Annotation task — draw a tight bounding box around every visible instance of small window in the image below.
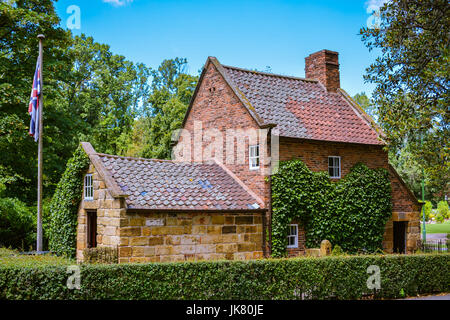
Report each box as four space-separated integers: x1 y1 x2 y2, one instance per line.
84 174 93 200
86 211 97 248
249 145 260 170
287 224 298 248
328 156 341 178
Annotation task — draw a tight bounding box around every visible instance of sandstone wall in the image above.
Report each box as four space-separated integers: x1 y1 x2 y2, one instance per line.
117 212 264 263
76 164 126 262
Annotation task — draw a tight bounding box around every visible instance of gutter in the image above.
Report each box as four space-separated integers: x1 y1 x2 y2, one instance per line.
126 208 268 214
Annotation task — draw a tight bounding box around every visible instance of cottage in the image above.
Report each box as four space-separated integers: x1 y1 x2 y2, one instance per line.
76 49 421 263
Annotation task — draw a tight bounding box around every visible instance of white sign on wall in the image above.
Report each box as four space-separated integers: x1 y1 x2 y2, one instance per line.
146 218 165 226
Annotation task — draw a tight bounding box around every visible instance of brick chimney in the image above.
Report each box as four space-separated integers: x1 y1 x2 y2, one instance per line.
305 50 340 92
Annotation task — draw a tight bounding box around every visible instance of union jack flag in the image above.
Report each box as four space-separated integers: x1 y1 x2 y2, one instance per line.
28 57 41 142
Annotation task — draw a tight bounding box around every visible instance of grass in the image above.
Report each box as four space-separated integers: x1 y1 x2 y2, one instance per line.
0 247 73 267
421 220 450 234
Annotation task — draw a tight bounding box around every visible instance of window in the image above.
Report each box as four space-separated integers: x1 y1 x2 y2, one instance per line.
249 145 260 170
287 224 298 248
328 156 341 178
84 174 93 200
86 211 97 248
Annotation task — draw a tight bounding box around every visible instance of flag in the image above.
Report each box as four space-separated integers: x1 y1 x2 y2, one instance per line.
28 57 41 142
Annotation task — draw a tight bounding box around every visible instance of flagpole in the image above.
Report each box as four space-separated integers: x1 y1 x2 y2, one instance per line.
36 34 44 253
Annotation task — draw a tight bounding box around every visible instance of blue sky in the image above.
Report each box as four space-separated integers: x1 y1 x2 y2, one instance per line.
54 0 382 96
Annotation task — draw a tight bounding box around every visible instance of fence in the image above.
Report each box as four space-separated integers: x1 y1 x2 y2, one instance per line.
421 239 449 253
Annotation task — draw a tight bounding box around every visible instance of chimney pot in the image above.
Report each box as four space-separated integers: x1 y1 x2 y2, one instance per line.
305 50 340 92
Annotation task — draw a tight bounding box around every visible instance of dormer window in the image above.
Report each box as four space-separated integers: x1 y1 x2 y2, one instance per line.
84 174 93 200
328 156 341 179
249 145 260 170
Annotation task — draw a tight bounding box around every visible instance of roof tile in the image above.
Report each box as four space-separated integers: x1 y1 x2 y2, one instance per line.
222 65 382 145
97 155 260 211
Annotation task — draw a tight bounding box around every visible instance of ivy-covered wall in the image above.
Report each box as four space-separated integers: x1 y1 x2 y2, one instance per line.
271 160 392 257
48 145 90 257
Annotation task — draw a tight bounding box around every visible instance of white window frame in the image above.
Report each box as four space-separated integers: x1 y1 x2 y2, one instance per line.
84 174 93 201
287 224 298 248
249 144 260 170
328 156 341 179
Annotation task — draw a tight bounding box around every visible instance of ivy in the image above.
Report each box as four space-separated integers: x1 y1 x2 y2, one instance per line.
48 145 90 258
271 160 392 257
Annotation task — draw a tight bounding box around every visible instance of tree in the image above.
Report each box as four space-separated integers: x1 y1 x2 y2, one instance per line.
360 0 449 200
138 58 198 159
0 0 71 202
0 184 35 250
437 201 449 219
423 201 432 222
353 92 377 121
57 35 151 156
388 145 423 198
0 1 151 204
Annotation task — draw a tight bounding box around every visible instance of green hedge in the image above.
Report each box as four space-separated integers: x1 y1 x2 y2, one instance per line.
0 254 448 300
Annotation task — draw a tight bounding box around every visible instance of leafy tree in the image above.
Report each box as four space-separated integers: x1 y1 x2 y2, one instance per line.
360 0 449 200
0 0 71 202
1 3 151 203
437 201 449 219
353 92 377 121
138 58 198 159
0 184 35 250
423 201 432 222
388 144 424 198
57 35 151 156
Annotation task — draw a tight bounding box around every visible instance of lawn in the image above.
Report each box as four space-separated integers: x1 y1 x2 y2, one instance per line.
0 247 73 267
421 220 450 234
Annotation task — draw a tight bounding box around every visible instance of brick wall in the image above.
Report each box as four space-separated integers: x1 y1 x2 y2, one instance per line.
305 50 340 92
279 137 389 174
117 212 264 263
279 137 420 253
181 61 269 205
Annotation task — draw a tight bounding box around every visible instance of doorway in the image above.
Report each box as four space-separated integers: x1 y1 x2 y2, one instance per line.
393 221 407 254
86 210 97 248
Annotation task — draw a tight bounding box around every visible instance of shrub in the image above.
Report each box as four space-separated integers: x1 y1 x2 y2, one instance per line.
331 244 345 256
83 247 118 264
0 254 448 300
435 212 444 224
437 201 449 219
0 185 36 250
423 201 433 222
0 247 73 267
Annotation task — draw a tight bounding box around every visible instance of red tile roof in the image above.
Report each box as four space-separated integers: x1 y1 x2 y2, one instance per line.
87 150 263 211
216 62 383 145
